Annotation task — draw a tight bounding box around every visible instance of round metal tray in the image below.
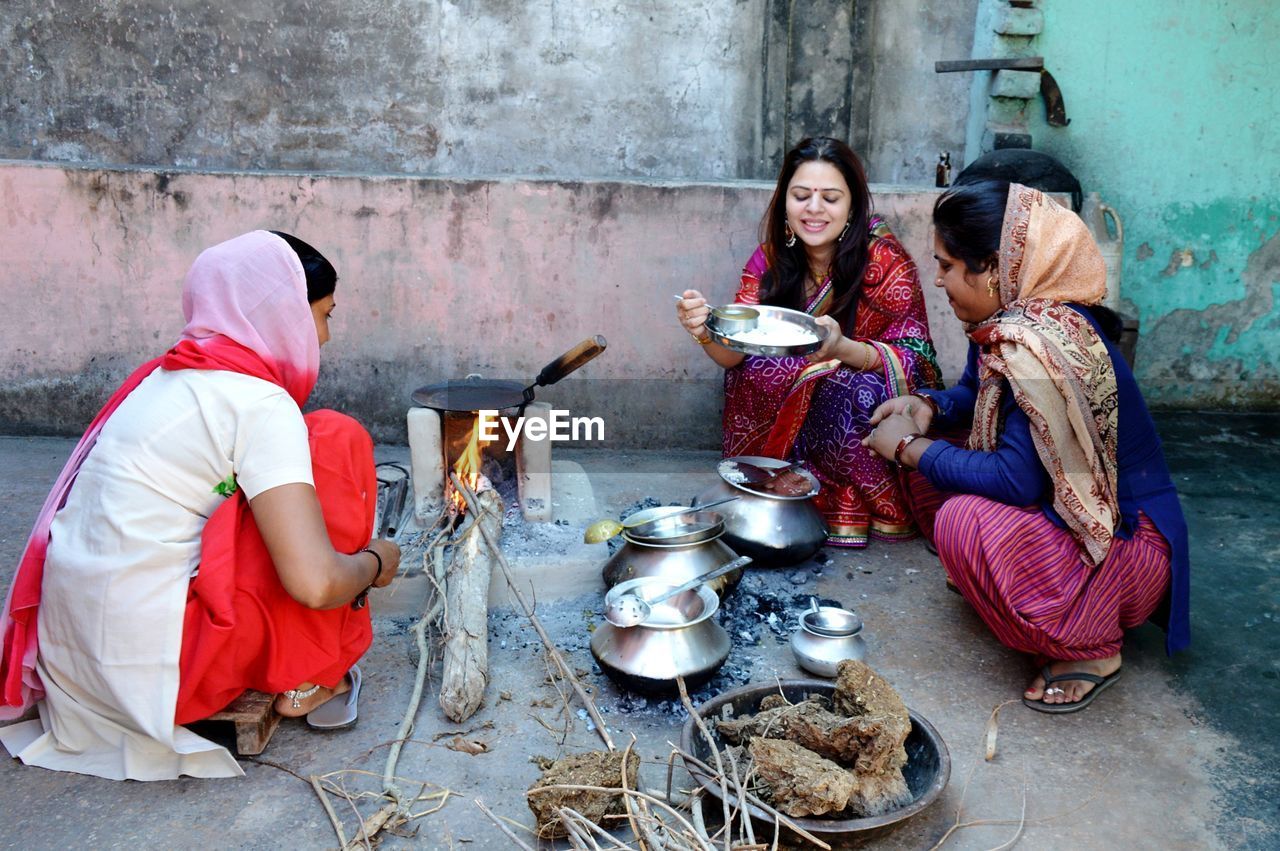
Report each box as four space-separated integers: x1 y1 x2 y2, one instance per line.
705 304 827 357
680 680 950 841
715 456 820 500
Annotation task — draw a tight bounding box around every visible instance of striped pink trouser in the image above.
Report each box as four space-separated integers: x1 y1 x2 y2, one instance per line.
930 494 1171 661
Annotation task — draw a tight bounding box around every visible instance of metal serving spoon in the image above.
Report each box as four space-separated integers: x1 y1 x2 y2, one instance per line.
603 556 752 628
582 495 740 544
722 458 805 486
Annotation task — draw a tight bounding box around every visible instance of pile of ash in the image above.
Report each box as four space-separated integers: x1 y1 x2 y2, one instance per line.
393 473 585 565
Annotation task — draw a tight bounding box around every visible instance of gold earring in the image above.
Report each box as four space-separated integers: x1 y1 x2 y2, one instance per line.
986 276 998 297
784 222 797 248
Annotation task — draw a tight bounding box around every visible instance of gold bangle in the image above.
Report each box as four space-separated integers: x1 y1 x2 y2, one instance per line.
693 333 712 345
857 342 872 370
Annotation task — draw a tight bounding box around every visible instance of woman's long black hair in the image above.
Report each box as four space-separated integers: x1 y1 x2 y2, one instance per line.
757 137 872 325
271 231 338 303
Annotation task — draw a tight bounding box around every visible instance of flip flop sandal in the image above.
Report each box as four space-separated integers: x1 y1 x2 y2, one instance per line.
1022 664 1122 715
306 665 362 730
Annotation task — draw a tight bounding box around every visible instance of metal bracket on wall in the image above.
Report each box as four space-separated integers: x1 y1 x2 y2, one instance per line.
934 56 1070 127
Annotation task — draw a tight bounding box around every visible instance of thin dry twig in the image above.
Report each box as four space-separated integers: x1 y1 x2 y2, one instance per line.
673 749 831 850
382 511 450 810
929 703 1116 850
309 773 350 849
475 798 537 851
452 472 615 751
528 784 712 851
984 699 1020 761
676 676 733 848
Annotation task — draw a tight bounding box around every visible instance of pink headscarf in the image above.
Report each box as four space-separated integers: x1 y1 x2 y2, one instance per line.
1 230 321 716
180 230 320 406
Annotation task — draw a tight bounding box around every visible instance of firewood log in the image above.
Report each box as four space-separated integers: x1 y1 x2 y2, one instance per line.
439 488 503 722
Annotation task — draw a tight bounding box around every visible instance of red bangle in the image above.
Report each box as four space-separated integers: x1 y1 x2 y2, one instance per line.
912 392 940 419
894 433 925 468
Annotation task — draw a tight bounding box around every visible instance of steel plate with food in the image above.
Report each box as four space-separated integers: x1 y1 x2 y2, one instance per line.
705 304 828 357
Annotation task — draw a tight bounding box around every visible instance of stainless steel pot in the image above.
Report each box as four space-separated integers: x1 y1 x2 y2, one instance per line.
591 578 731 694
791 604 868 677
694 455 827 566
601 512 744 597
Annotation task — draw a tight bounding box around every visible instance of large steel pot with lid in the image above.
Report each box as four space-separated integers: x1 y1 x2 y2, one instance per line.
694 456 827 566
591 577 731 694
601 510 743 597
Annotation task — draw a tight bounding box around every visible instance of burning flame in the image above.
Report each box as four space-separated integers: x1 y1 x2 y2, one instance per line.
450 418 483 512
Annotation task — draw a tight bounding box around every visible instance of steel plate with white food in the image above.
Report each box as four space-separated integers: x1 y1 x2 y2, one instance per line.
705 304 828 357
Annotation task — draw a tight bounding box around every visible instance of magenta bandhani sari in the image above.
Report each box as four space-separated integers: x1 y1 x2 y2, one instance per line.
723 218 941 546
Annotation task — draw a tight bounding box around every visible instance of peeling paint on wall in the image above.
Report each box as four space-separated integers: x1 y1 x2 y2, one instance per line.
1030 1 1280 407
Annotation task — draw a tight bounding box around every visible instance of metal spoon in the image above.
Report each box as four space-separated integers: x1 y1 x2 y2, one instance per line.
624 491 737 524
582 495 740 544
725 458 805 486
603 556 752 628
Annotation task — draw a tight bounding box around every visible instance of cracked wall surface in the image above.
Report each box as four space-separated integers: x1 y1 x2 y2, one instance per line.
0 0 976 184
0 161 958 446
1029 1 1280 407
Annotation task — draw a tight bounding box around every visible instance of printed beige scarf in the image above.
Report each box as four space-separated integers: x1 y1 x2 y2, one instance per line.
967 185 1120 565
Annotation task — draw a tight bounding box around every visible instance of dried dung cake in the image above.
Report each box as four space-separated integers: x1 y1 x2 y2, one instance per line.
712 662 915 818
748 738 856 817
831 659 911 776
847 769 913 817
527 750 640 839
716 696 886 767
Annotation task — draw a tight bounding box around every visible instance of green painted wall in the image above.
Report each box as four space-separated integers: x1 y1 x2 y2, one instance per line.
1029 0 1280 407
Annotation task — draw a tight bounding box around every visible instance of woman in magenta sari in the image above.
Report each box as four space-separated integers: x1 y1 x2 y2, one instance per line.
677 137 941 546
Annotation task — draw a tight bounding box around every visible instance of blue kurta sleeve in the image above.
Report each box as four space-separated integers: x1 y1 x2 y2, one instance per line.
917 389 1052 507
917 344 979 427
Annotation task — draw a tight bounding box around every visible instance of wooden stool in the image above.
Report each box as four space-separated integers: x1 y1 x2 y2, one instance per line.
207 690 281 755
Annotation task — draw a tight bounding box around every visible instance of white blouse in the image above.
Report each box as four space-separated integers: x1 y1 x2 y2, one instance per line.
0 368 313 780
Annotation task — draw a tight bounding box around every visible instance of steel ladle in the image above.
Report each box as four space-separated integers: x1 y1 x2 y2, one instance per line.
603 556 752 628
583 495 741 544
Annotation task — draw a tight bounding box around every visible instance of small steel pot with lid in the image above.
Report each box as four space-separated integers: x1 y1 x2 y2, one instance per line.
694 456 827 566
791 599 868 677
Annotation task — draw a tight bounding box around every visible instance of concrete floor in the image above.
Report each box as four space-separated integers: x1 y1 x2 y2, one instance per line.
0 412 1275 850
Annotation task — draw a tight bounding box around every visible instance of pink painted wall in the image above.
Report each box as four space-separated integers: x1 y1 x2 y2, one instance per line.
0 161 963 446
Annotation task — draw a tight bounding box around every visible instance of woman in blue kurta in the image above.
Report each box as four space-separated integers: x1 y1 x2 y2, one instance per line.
864 181 1189 713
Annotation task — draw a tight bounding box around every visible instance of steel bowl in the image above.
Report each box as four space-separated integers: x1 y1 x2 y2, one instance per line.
705 304 827 357
694 456 826 566
680 680 950 841
623 509 725 547
709 305 760 335
591 578 731 694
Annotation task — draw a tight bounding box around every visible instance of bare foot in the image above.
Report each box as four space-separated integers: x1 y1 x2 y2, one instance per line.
275 678 352 717
1024 654 1122 706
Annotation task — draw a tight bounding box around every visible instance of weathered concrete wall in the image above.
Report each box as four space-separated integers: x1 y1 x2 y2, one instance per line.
0 161 964 447
0 0 976 185
861 0 980 184
1029 1 1280 408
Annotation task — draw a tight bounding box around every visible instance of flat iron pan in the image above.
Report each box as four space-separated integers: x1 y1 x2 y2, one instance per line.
411 379 527 413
